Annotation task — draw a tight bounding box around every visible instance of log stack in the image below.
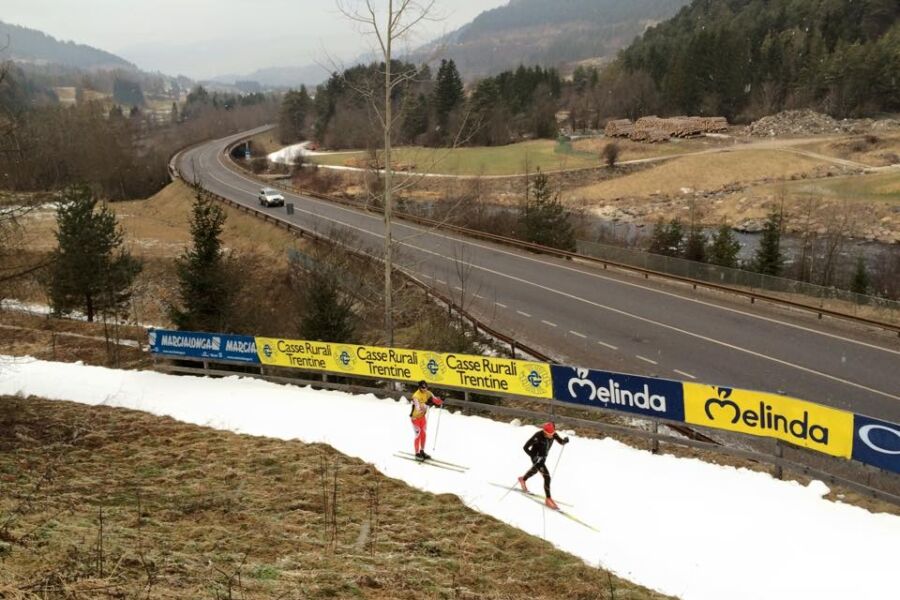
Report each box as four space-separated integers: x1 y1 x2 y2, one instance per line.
606 116 728 142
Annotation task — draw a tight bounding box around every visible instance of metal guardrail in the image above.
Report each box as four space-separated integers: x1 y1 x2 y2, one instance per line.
156 357 900 507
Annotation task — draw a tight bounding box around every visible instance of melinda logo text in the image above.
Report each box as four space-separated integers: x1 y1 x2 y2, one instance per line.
704 395 830 445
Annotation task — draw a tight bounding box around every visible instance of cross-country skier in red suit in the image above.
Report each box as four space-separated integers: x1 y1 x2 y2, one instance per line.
519 422 569 510
410 380 443 460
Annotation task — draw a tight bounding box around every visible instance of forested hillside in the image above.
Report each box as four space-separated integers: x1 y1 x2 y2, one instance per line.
617 0 900 119
413 0 689 77
0 20 135 71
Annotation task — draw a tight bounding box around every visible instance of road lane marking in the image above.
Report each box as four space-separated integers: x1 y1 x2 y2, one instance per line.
569 331 587 339
517 310 532 318
597 341 619 350
674 369 697 380
496 302 507 309
207 150 900 402
637 355 659 365
542 320 558 328
436 279 446 285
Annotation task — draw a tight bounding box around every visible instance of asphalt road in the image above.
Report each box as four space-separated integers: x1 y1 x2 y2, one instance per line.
179 129 900 422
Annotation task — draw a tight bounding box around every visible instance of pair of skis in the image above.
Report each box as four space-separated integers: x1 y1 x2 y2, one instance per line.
393 451 468 473
489 482 600 532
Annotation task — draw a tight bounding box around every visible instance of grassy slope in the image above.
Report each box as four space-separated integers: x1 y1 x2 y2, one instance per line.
0 396 673 600
312 140 603 176
570 149 829 200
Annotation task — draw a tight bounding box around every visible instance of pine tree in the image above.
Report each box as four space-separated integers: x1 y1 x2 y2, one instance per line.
850 256 870 296
684 225 707 262
279 86 312 144
648 219 684 257
299 270 357 343
48 185 141 322
434 59 464 130
753 209 785 276
169 194 233 331
401 93 430 142
707 223 741 268
520 170 576 252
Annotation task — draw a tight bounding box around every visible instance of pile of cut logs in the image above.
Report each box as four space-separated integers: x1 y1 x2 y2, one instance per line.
605 116 728 142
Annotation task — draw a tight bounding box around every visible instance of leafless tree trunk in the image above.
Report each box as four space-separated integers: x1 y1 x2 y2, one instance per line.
337 0 437 347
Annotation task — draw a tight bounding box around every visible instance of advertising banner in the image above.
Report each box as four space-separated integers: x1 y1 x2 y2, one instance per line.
551 366 685 421
684 383 854 458
852 414 900 474
148 329 260 363
255 337 553 398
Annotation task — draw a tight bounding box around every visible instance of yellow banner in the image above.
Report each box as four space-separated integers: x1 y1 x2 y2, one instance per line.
684 383 853 458
255 338 552 399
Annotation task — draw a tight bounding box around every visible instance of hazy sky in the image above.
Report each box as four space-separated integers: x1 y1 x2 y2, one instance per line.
3 0 507 79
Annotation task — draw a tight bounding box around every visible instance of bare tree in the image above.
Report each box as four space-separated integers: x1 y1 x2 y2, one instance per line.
336 0 438 347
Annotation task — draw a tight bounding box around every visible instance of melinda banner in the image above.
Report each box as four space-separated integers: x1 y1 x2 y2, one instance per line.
255 337 553 399
551 365 685 422
852 414 900 474
148 329 260 363
683 383 854 458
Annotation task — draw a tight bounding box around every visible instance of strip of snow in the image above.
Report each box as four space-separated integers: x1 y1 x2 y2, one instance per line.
267 142 361 165
0 356 896 600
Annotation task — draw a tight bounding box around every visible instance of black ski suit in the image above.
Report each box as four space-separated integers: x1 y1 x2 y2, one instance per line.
522 431 569 498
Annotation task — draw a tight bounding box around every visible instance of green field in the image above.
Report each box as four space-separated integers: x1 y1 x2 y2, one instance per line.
311 139 600 176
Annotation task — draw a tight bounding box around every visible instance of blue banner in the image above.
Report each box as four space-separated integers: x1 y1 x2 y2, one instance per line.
148 329 260 364
551 365 685 422
852 414 900 474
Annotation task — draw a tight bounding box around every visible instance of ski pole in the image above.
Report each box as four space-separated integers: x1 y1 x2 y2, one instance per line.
431 402 444 453
551 442 567 479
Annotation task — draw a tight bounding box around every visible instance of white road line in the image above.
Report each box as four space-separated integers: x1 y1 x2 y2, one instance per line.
496 302 508 309
674 369 697 380
517 310 532 318
207 150 900 402
597 341 619 351
474 294 484 299
637 355 659 365
570 331 587 339
436 279 446 285
542 320 558 328
453 285 462 291
422 274 433 279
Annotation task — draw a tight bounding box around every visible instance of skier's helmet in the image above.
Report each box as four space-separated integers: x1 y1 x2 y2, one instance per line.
418 380 428 389
542 422 556 435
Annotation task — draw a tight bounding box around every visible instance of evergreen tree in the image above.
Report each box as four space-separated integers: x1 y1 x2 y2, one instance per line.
684 225 707 262
433 59 464 129
48 185 142 322
520 170 576 252
707 223 741 268
299 270 357 343
850 256 870 295
401 93 430 142
648 219 684 257
753 209 785 276
279 86 312 144
169 194 233 331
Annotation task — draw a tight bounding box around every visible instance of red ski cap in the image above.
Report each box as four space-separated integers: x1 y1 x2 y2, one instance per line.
542 422 556 435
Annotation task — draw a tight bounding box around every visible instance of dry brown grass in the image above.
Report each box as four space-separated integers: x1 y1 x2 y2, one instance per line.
571 137 723 162
0 396 673 600
570 149 828 201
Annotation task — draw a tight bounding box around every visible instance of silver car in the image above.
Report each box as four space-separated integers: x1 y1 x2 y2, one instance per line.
258 187 285 207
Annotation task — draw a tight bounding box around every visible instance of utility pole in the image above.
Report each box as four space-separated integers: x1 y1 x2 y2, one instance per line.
383 0 394 347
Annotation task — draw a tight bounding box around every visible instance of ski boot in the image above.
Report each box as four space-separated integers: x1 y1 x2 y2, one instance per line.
517 477 528 492
545 497 559 511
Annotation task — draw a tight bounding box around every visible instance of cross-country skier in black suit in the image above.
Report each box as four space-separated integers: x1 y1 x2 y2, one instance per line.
518 422 569 510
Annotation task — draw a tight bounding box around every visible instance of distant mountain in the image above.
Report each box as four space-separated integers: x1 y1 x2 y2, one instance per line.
413 0 690 78
0 20 136 71
212 64 328 90
616 0 900 119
